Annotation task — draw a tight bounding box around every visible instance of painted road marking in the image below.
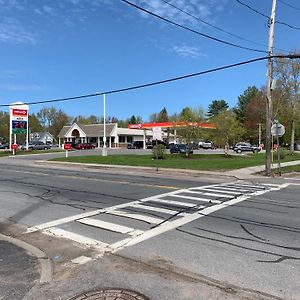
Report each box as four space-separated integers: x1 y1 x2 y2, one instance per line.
199 188 242 195
108 210 163 224
44 228 109 249
171 194 222 204
131 203 178 215
78 218 143 235
26 181 288 254
188 190 233 198
149 198 197 208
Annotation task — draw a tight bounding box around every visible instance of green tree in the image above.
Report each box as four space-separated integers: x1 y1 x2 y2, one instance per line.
235 86 259 123
206 99 229 119
37 107 70 138
177 106 205 145
0 111 9 141
29 113 43 133
274 54 300 152
157 107 169 122
243 89 266 144
212 110 245 150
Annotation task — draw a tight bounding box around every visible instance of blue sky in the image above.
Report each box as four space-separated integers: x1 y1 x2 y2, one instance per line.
0 0 299 122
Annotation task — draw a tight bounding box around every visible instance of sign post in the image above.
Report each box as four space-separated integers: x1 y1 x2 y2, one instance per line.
271 121 285 176
9 102 29 151
152 127 162 172
64 143 72 158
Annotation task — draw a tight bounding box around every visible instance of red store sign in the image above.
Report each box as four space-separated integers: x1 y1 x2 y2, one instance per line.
12 109 28 116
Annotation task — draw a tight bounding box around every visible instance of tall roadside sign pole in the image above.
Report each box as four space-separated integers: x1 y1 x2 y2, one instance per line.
265 0 277 176
102 93 107 156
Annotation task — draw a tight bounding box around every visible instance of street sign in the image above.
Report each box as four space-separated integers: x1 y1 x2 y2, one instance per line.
271 123 285 137
64 143 72 150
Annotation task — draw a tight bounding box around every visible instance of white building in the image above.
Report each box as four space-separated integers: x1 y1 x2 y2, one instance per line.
58 123 171 148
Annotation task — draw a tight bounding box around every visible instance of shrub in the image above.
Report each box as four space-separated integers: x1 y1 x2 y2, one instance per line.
152 144 166 160
274 149 286 160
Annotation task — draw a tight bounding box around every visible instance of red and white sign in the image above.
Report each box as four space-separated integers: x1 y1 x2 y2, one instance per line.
11 144 18 150
64 143 73 150
12 109 28 116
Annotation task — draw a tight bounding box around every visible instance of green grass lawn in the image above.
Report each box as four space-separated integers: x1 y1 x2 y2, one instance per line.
52 152 300 171
273 164 300 174
0 149 63 157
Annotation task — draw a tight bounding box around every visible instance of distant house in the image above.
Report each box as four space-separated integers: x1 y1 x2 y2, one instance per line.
30 132 55 145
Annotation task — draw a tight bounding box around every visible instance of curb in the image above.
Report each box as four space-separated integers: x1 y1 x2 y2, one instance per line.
35 160 241 179
0 233 53 284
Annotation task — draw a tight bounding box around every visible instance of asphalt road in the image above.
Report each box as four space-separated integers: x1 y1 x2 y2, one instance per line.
0 155 299 300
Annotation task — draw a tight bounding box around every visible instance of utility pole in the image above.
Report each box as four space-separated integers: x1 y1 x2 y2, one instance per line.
265 0 277 176
102 94 107 157
258 123 262 146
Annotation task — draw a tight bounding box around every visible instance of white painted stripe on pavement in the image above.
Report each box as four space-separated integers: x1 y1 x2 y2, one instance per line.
108 187 284 252
149 198 196 207
26 209 105 233
78 218 139 235
210 186 250 192
44 228 109 249
170 194 221 204
198 188 242 195
108 210 163 224
132 204 178 215
194 191 233 198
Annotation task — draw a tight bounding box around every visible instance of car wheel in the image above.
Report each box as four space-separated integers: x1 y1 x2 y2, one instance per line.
253 149 258 153
237 149 242 153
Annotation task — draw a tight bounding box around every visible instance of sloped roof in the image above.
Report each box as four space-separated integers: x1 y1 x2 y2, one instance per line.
58 123 117 138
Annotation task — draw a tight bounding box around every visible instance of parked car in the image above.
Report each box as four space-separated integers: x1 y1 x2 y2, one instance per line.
127 141 144 149
169 144 193 154
0 143 9 149
20 142 51 150
199 140 214 149
233 142 261 153
73 143 95 150
146 140 167 149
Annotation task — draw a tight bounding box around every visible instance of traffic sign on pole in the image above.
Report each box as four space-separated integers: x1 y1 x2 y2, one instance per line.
271 122 285 137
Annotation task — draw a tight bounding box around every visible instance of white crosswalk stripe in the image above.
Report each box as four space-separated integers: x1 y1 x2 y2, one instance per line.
25 181 287 253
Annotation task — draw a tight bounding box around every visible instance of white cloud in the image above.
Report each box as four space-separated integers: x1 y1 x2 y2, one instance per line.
136 0 226 27
0 70 23 78
172 45 206 58
0 17 36 44
0 84 44 91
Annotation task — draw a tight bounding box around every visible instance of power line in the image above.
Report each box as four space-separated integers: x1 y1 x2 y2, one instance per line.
278 0 300 12
160 0 288 53
235 0 300 31
160 0 267 48
1 54 299 108
121 0 267 54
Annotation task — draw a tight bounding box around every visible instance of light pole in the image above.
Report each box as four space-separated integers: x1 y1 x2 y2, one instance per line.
102 93 107 156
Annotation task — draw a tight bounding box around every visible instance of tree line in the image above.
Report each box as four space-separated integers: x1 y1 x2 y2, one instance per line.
0 55 299 151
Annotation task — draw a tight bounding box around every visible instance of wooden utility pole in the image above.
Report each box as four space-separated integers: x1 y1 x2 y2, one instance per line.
265 0 277 176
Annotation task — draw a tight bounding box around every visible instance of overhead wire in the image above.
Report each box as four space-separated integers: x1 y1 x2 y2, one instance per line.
278 0 300 12
160 0 288 53
1 54 299 108
235 0 300 31
120 0 267 54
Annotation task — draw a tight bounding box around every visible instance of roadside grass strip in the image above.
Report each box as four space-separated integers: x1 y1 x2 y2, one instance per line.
25 181 289 253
